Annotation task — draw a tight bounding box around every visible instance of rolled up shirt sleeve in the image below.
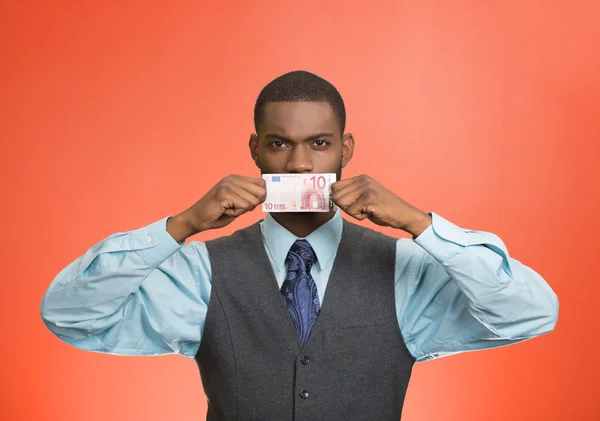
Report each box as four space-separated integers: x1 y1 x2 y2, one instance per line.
40 216 211 358
396 212 559 362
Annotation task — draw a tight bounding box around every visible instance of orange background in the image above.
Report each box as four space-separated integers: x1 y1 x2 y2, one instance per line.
2 1 599 420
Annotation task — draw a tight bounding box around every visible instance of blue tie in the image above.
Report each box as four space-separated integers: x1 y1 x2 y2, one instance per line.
281 239 321 345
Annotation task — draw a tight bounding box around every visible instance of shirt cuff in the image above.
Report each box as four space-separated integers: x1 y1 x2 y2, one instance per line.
131 216 185 268
413 211 469 264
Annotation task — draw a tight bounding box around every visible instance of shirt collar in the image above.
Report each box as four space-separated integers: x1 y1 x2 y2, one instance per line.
260 208 343 272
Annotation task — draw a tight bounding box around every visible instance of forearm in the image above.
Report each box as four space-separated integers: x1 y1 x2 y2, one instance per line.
40 217 183 339
39 216 209 357
442 247 558 337
41 245 159 339
413 212 559 338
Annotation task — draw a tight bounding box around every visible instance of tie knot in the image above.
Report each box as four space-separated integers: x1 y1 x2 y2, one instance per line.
286 239 317 270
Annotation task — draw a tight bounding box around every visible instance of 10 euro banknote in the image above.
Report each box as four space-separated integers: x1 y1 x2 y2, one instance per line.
262 173 337 212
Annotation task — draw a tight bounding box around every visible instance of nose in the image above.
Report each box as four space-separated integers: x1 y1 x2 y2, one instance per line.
285 144 314 173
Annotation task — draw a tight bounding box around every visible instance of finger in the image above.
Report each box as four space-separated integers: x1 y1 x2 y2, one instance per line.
332 184 365 210
232 179 267 203
221 191 252 217
227 183 263 210
331 176 362 194
231 175 266 187
344 196 371 220
332 174 371 192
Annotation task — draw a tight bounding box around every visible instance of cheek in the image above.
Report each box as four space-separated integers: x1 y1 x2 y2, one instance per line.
257 150 287 172
313 151 343 171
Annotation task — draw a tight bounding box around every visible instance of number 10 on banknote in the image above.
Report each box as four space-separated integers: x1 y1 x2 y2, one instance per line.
262 173 337 212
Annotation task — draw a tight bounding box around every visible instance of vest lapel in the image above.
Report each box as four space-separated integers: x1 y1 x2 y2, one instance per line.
245 222 305 352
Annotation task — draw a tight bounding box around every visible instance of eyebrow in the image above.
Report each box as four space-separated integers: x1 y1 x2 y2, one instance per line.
265 133 334 142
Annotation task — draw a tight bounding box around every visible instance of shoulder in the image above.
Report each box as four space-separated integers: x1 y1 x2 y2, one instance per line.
342 219 398 245
204 222 262 246
344 221 432 267
200 222 265 265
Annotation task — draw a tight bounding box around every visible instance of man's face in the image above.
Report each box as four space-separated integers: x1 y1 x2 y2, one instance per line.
249 101 354 180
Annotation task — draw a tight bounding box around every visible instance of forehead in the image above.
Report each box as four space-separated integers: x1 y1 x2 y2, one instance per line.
261 101 338 136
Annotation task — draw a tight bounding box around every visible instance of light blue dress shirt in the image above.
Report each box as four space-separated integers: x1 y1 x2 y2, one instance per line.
40 210 559 363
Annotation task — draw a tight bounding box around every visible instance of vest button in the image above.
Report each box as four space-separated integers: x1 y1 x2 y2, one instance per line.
301 356 310 365
300 390 310 399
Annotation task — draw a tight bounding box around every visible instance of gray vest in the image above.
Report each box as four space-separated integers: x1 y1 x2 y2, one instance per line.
196 219 416 420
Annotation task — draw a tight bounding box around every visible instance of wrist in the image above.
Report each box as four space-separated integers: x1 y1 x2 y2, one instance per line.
167 211 200 243
403 210 432 238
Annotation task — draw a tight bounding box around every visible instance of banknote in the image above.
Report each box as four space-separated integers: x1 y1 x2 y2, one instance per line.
262 173 337 212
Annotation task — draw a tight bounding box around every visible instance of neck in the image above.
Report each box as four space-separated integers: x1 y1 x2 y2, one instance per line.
270 211 336 237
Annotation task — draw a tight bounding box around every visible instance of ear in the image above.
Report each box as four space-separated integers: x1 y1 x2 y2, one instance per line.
341 132 355 168
249 134 262 170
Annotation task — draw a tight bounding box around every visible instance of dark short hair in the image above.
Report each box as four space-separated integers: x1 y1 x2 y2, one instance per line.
253 70 346 135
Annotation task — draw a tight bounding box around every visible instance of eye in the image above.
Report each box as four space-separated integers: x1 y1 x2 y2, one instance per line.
270 141 287 149
314 139 329 147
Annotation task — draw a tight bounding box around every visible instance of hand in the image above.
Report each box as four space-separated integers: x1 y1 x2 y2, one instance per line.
180 175 267 234
331 175 432 236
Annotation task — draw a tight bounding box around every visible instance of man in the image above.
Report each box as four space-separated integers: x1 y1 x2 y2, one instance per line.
40 70 559 420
